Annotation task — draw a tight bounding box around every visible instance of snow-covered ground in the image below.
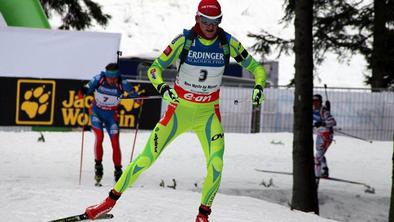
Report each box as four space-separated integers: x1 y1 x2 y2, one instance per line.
48 0 368 88
0 131 390 221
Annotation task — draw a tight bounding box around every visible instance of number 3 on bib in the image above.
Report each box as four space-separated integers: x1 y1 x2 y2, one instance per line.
199 69 208 82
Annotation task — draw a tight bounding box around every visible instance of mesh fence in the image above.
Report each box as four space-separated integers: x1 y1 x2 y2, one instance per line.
218 86 394 141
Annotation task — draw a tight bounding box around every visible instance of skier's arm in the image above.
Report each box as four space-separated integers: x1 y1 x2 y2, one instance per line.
120 79 139 98
322 108 337 128
229 37 267 88
147 34 185 92
84 73 102 94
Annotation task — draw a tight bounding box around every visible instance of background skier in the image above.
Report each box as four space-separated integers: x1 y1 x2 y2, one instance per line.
79 63 137 184
312 94 336 179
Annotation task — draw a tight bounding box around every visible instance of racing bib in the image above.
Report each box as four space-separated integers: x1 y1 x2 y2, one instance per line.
94 91 120 108
176 64 224 94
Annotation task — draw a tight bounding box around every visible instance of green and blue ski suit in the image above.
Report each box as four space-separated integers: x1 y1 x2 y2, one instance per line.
114 28 267 207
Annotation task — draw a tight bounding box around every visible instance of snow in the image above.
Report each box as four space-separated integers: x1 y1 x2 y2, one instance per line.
0 131 391 221
47 0 368 88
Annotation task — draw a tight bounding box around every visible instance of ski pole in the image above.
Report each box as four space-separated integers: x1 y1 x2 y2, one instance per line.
121 95 162 100
233 98 250 105
130 99 144 162
117 51 122 64
323 84 331 111
334 128 373 143
324 84 329 100
79 96 87 185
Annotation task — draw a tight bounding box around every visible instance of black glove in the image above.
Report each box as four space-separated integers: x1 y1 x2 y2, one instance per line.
314 121 326 128
325 100 331 111
157 83 179 104
252 85 264 105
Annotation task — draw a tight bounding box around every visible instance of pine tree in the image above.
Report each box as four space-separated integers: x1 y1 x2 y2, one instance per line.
291 0 319 214
370 0 394 90
40 0 111 30
249 0 394 89
390 133 394 221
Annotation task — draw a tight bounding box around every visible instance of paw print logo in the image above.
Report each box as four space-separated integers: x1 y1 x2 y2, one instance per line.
21 86 50 119
16 80 56 125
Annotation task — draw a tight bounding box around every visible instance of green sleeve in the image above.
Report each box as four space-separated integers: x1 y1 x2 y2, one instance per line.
229 36 267 88
147 34 185 91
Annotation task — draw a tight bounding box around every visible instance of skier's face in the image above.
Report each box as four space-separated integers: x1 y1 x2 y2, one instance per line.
312 99 321 109
105 76 118 86
197 16 220 38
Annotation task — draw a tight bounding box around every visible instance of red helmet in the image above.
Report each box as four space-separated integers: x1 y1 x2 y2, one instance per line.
197 0 222 19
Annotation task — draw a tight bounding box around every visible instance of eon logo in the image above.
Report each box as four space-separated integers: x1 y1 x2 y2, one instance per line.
184 93 212 103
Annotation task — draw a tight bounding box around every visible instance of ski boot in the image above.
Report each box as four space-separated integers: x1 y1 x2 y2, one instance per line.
195 204 211 222
85 189 121 219
95 160 103 186
321 167 329 178
114 166 123 182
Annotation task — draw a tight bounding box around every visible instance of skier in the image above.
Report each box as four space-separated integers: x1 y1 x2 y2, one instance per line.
79 63 138 184
84 0 267 221
312 94 336 179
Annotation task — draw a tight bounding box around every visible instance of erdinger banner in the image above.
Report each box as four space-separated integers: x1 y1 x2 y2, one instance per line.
0 77 161 129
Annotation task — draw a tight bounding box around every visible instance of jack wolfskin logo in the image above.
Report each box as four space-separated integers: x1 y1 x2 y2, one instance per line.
16 79 56 125
116 84 147 127
119 85 145 111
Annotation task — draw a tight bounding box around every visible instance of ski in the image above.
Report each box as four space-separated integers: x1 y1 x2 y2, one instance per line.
333 128 373 143
255 168 375 193
49 213 113 222
255 169 293 175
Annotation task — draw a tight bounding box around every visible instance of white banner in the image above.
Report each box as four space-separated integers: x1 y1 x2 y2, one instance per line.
0 27 121 80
